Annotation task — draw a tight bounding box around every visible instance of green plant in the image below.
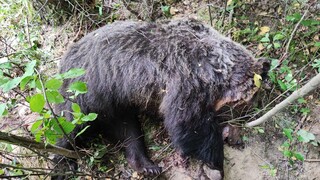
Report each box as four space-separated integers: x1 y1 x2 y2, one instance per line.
260 164 277 177
0 0 97 144
280 128 304 166
161 5 171 17
312 59 320 72
260 33 286 50
0 1 99 177
279 128 318 166
254 127 265 134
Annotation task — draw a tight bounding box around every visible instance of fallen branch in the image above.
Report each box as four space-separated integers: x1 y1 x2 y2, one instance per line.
0 131 82 159
246 73 320 127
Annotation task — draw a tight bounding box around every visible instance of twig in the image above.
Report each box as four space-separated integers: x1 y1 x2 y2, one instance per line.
0 163 51 172
0 131 79 159
121 0 144 20
25 15 32 47
65 0 98 26
304 159 320 162
285 6 309 55
36 0 49 14
0 163 101 178
207 0 213 26
246 72 320 127
221 0 228 26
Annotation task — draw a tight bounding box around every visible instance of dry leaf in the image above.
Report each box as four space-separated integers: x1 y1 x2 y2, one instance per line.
254 73 262 88
258 43 264 50
259 26 270 35
170 7 179 15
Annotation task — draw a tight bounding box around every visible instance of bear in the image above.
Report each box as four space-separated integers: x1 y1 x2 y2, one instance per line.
53 18 270 179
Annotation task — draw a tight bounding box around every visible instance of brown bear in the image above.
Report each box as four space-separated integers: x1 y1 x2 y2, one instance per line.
53 18 269 179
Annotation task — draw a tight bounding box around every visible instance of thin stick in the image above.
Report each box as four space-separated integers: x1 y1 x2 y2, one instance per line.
245 72 320 127
0 131 79 159
207 0 213 26
285 6 309 55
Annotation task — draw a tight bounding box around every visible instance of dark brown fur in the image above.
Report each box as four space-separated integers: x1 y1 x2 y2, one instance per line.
53 19 269 179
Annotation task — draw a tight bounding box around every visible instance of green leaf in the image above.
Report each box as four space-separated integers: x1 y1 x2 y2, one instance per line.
29 94 45 113
314 42 320 47
0 62 12 69
278 80 287 91
283 128 293 141
282 141 290 148
59 68 85 79
23 60 36 77
266 44 272 49
45 79 63 90
46 90 64 104
260 37 270 43
60 120 76 134
273 42 281 49
283 150 292 158
297 129 315 143
44 112 51 119
68 81 87 96
149 146 161 151
286 13 302 22
71 103 81 113
161 6 171 17
0 103 7 116
294 152 304 161
257 128 264 134
34 131 43 142
20 76 32 90
297 98 306 104
75 125 91 138
285 73 293 82
301 19 320 26
270 58 279 69
44 129 60 144
0 76 9 86
242 136 249 142
1 77 22 92
260 165 269 169
300 108 310 116
311 141 318 146
270 168 277 177
82 113 98 122
31 120 43 133
51 117 64 134
273 33 285 41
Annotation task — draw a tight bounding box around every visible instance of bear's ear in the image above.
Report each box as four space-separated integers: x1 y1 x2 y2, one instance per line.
253 58 270 79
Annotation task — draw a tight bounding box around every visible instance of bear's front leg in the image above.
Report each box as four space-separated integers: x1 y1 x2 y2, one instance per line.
104 112 162 176
165 112 224 177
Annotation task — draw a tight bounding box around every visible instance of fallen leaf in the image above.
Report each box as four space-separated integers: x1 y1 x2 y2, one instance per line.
132 171 138 178
259 26 270 35
254 73 262 88
258 43 264 50
170 7 179 15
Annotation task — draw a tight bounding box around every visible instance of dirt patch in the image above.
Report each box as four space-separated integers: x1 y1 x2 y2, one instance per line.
151 105 320 180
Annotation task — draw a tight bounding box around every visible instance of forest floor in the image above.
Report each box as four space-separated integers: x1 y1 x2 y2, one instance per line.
1 0 319 179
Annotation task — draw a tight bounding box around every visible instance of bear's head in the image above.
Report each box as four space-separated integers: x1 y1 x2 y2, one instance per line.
215 58 270 111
